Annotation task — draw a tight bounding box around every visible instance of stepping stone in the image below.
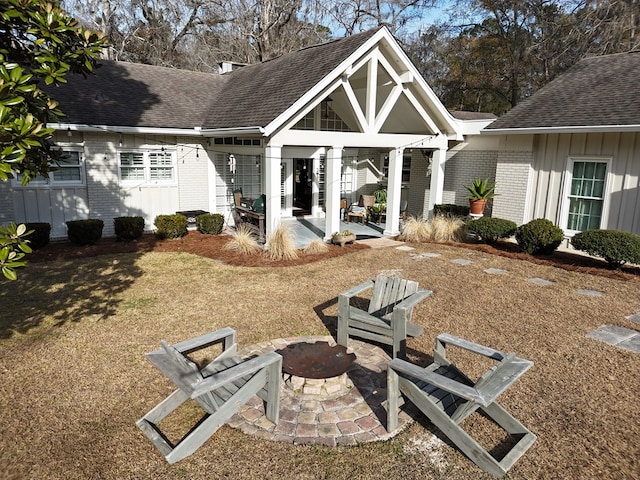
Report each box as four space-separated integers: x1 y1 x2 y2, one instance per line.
409 252 441 259
396 246 415 252
587 325 638 347
451 258 472 266
617 335 640 353
528 278 554 286
577 289 604 297
484 268 507 275
626 313 640 324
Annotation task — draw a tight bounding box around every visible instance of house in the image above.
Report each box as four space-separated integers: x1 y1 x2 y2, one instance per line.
0 26 495 241
483 51 640 236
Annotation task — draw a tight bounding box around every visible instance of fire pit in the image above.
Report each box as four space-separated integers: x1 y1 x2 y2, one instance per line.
276 341 356 398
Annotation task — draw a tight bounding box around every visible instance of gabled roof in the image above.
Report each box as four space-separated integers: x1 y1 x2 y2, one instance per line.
47 60 224 129
203 29 381 129
485 51 640 133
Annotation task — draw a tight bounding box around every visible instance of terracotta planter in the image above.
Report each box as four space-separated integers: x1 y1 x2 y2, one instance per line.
332 233 356 247
469 199 487 215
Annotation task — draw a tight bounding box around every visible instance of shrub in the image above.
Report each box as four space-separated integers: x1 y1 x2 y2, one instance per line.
467 217 517 244
154 214 188 239
430 216 467 242
398 216 430 242
571 229 640 269
264 223 298 260
515 218 564 255
66 219 104 245
25 222 51 249
224 225 260 254
114 216 144 241
303 239 329 254
196 213 224 235
433 204 470 218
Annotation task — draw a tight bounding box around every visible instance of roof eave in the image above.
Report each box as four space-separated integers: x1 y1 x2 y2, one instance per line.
53 123 204 136
199 126 266 137
482 124 640 135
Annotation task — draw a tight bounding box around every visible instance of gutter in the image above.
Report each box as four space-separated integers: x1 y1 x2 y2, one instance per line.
51 123 205 136
482 124 640 135
198 126 266 136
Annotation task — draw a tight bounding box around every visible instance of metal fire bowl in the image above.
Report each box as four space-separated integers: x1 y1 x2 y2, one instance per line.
276 342 356 379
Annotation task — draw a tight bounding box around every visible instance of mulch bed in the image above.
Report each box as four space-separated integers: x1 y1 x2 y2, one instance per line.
29 230 640 280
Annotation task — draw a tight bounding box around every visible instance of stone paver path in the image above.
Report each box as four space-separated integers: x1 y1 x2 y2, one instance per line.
451 258 472 266
484 268 508 275
626 313 640 323
229 336 415 446
528 278 554 286
587 325 640 353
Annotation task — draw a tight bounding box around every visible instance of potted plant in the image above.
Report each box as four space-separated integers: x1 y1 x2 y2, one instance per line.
370 203 385 223
465 178 497 215
331 230 356 247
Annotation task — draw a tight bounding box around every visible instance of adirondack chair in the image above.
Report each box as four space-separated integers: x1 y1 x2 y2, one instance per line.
337 275 431 358
387 333 536 478
136 327 282 464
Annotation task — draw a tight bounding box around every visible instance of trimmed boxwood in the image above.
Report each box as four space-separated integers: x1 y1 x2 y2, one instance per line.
467 217 517 244
25 222 51 249
571 229 640 269
434 203 470 218
66 219 104 245
154 214 188 239
114 216 145 241
515 218 564 255
196 213 224 235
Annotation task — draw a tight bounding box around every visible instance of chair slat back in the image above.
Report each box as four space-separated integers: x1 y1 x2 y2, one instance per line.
157 341 204 394
369 275 419 317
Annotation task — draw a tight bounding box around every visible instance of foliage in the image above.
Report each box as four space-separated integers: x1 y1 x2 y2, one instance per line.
571 229 640 269
0 222 32 280
332 230 353 237
196 213 224 235
515 218 564 255
465 178 497 200
66 219 104 245
373 187 387 204
429 215 467 242
303 239 329 254
154 214 188 239
114 216 144 241
467 217 517 244
0 0 105 184
25 222 51 249
223 224 260 254
264 223 298 260
434 203 470 218
398 216 430 242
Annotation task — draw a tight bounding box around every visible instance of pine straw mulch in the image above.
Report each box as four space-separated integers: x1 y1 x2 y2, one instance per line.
2 231 640 480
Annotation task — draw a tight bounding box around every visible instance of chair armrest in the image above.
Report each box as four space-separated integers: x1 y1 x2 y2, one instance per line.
191 352 282 398
436 333 505 361
173 327 237 355
474 355 533 405
394 289 432 311
389 358 485 405
339 280 375 300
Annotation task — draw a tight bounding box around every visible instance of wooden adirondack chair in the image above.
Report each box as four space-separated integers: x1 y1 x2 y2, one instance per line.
136 327 282 464
337 275 431 358
387 333 536 478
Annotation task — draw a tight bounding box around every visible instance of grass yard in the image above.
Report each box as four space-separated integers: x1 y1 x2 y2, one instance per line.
1 240 639 479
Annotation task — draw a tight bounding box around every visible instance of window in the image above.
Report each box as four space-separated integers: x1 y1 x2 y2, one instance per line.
382 154 411 183
564 158 609 232
119 150 176 184
14 149 84 186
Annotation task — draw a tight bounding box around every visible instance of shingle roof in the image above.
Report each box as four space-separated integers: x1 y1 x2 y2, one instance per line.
47 28 382 131
202 28 381 129
486 51 640 130
450 111 497 121
47 61 225 128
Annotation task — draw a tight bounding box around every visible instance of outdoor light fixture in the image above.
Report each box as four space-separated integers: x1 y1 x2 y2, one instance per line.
67 127 72 138
322 96 333 119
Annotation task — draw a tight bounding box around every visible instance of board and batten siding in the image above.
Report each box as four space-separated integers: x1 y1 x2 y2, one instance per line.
529 132 640 235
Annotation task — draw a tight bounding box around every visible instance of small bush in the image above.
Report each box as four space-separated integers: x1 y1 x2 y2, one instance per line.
114 216 145 241
467 217 517 244
515 218 564 255
154 214 188 239
303 239 329 254
264 223 298 260
25 222 51 249
571 229 640 269
398 216 430 242
430 216 467 242
434 204 470 218
224 225 260 254
66 219 104 245
196 213 224 235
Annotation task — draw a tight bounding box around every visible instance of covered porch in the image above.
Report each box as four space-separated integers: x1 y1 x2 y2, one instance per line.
282 217 388 248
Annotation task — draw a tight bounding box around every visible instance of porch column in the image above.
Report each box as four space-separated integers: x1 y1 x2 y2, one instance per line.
264 144 282 238
427 148 447 218
384 147 403 236
324 146 343 241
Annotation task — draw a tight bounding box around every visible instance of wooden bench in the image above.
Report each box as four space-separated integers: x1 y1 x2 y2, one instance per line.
233 206 265 242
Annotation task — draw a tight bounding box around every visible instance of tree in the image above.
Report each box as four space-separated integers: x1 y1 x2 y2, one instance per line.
0 0 106 184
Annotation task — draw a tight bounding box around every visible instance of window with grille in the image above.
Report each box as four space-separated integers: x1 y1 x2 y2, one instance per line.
14 149 84 186
119 150 175 184
565 159 608 232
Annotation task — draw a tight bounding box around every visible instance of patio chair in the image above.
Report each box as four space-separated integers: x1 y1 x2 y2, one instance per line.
337 274 431 358
346 194 376 223
387 333 536 478
136 327 282 464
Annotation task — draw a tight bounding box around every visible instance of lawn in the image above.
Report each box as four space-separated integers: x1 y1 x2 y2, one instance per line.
1 240 639 479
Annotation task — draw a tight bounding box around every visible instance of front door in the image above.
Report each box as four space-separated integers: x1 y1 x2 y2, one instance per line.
293 158 313 216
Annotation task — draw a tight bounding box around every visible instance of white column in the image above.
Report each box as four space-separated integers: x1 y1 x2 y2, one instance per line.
264 144 282 237
384 147 403 236
324 146 343 241
428 148 447 218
